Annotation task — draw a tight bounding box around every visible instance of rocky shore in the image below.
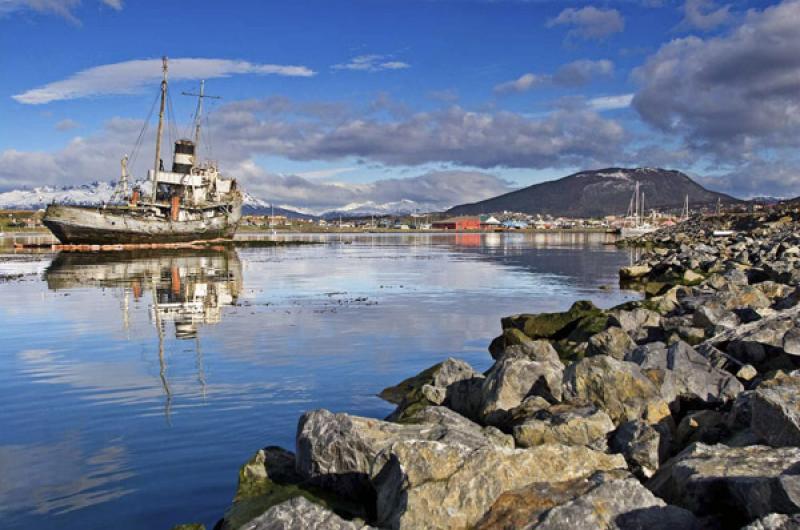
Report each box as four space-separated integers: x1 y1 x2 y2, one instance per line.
180 205 800 530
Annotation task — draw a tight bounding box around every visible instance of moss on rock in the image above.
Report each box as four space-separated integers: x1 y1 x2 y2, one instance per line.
377 362 444 405
220 447 366 530
502 301 612 343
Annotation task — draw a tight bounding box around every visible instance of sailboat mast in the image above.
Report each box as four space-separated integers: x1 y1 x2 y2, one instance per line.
194 80 204 148
152 56 168 201
641 192 645 225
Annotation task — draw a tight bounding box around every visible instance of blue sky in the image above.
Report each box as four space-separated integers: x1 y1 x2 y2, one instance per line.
0 0 797 212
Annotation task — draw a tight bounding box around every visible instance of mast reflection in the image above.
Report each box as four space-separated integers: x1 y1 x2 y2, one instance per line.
44 248 243 420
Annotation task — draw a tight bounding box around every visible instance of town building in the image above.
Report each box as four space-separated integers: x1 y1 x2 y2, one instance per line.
431 216 482 230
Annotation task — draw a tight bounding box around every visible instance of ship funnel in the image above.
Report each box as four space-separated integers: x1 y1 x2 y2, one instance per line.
172 139 195 174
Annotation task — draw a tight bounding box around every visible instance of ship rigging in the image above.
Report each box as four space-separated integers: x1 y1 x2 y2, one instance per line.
43 56 243 244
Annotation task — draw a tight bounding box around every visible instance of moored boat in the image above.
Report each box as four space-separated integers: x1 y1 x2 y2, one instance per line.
43 57 242 245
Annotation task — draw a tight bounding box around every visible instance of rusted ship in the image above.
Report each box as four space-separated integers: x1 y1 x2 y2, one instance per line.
43 57 242 244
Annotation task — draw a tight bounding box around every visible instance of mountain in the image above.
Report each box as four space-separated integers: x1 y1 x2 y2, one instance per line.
0 182 314 219
446 167 741 218
239 192 318 219
319 199 440 219
0 181 118 210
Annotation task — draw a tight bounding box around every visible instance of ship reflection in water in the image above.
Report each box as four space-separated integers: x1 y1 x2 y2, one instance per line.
44 248 242 417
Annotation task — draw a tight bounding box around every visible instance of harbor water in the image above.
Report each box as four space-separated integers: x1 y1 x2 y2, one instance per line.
0 232 639 530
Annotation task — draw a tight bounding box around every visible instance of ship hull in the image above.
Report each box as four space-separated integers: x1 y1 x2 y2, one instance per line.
43 204 241 244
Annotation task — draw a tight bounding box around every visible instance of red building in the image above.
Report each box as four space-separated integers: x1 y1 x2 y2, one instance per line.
432 216 482 230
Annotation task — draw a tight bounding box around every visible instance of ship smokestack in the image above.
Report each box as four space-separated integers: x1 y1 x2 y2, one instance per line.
172 139 195 174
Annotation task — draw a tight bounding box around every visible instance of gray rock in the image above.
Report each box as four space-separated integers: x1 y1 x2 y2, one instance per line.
620 265 652 279
647 443 800 526
295 408 509 499
371 440 626 530
751 372 800 447
625 341 743 404
709 305 800 364
378 357 482 421
533 476 700 530
444 376 486 421
742 513 800 530
562 355 672 426
609 307 662 342
479 355 564 423
586 327 636 360
513 404 615 449
501 339 562 364
238 497 375 530
675 409 728 447
693 300 740 330
737 364 759 381
610 420 671 480
402 406 513 449
219 447 368 530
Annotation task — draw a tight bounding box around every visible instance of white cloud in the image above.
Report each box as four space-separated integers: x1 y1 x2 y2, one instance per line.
633 0 800 158
679 0 731 31
589 94 634 111
295 167 357 180
0 0 121 23
234 162 516 212
495 59 613 95
494 73 545 94
13 57 315 104
332 55 411 72
552 59 614 87
547 7 625 42
208 98 627 170
55 118 80 131
101 0 122 10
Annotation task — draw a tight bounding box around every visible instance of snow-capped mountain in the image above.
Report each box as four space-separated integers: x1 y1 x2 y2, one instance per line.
0 181 119 210
0 182 436 218
319 199 441 219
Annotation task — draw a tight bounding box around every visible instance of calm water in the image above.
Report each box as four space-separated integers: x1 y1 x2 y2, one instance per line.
0 232 639 530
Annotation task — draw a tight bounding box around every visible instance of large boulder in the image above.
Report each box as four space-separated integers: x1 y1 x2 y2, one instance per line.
648 443 800 527
295 408 509 500
625 341 743 404
220 447 365 530
501 301 615 345
513 403 614 450
401 406 513 448
586 327 636 360
707 305 800 369
479 355 564 423
489 330 561 363
238 497 375 530
609 420 671 480
751 372 800 447
371 440 626 530
474 471 698 530
620 265 652 280
501 338 562 364
378 358 482 421
528 476 699 529
562 355 671 425
474 473 611 530
608 307 663 342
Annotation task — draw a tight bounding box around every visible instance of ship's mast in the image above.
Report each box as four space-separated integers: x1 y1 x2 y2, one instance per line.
152 56 168 201
182 81 221 160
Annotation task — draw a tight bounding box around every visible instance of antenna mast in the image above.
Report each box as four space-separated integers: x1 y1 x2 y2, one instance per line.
152 56 168 201
182 81 221 158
